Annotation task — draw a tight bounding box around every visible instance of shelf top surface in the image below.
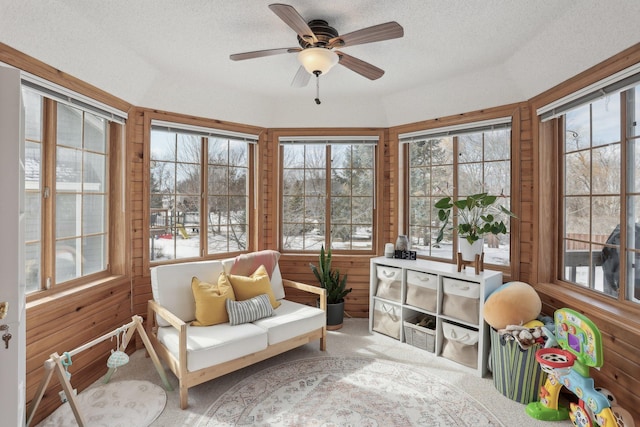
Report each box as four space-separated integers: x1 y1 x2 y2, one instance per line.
371 256 503 281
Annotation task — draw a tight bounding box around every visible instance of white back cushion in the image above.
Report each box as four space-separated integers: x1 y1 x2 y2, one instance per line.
151 260 224 326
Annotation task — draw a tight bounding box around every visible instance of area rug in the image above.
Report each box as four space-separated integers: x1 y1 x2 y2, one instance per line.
37 380 166 427
195 356 504 426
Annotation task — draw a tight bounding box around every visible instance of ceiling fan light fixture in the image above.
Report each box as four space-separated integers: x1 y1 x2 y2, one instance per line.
298 47 339 75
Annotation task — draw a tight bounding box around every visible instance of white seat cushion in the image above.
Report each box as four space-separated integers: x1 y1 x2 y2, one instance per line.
252 299 325 345
157 322 267 372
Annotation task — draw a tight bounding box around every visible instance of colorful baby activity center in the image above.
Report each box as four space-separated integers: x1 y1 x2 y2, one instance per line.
526 308 634 427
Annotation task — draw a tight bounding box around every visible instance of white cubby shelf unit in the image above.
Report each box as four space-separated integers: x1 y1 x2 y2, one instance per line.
369 256 503 377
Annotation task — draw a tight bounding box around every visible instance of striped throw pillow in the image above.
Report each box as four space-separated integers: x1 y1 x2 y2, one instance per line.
226 293 274 325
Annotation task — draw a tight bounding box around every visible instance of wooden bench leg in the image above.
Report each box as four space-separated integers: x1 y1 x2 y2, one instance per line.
180 383 189 409
320 327 327 351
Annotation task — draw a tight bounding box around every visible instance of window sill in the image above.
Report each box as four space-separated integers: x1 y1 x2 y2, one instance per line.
535 282 640 336
26 274 129 310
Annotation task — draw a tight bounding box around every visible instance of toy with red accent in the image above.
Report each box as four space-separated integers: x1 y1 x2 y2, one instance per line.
526 308 634 427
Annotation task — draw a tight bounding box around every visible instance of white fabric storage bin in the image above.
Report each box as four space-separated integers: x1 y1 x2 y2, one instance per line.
375 265 402 302
441 277 480 324
441 321 479 369
405 270 437 312
372 300 401 339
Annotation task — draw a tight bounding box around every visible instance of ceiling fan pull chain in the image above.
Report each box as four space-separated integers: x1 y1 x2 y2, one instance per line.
314 70 321 105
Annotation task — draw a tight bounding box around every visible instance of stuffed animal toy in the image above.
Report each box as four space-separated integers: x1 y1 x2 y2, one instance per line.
483 281 542 329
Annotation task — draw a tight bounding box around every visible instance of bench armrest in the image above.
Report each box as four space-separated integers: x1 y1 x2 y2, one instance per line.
148 299 187 330
282 279 326 311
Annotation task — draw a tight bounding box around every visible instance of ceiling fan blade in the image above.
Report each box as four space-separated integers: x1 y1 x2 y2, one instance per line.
336 52 384 80
230 47 300 61
269 3 318 44
329 22 403 48
291 66 311 87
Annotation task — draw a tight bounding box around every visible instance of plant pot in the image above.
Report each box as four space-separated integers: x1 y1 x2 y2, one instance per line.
459 237 484 262
326 301 345 331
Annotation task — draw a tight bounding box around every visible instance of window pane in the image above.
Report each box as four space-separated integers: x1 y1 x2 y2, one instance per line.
151 160 176 193
229 140 247 167
56 146 82 190
283 144 304 168
151 130 177 161
209 138 229 164
458 163 482 196
305 145 325 168
84 151 106 192
25 192 41 242
57 104 82 148
56 193 79 238
83 234 106 275
352 169 373 197
592 144 620 194
432 137 454 164
331 169 351 196
25 243 40 293
56 239 80 283
592 94 620 146
485 129 511 161
565 105 590 151
305 169 326 196
458 133 482 163
83 194 105 235
592 196 619 242
283 169 303 195
209 166 228 193
176 163 200 195
229 167 247 195
22 89 42 141
431 165 453 194
176 134 200 163
485 161 510 196
565 151 590 195
84 113 106 153
565 196 590 235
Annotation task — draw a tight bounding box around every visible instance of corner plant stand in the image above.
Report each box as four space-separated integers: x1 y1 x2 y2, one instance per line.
457 252 484 274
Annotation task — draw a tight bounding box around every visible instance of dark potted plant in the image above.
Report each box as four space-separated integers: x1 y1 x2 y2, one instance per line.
434 192 516 261
310 245 352 330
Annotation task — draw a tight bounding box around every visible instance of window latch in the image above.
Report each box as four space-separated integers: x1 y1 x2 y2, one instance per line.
43 187 50 199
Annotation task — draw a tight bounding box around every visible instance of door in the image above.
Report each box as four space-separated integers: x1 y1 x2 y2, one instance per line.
0 66 26 426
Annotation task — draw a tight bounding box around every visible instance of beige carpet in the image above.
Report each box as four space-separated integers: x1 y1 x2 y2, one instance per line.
110 318 572 426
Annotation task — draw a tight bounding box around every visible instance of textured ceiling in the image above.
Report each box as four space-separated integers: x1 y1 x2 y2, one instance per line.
1 0 640 128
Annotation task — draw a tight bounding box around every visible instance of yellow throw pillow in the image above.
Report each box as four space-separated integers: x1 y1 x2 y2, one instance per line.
227 265 281 309
191 273 236 326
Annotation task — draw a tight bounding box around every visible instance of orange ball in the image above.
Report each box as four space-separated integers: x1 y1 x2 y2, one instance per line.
483 281 542 330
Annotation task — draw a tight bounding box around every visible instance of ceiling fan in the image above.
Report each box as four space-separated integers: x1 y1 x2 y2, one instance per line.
229 3 404 103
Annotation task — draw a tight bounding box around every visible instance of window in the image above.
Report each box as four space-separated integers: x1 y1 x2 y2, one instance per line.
280 139 376 251
560 87 640 302
23 85 119 294
404 122 512 266
149 122 254 262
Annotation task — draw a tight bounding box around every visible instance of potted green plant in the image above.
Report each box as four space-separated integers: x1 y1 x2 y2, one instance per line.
434 192 516 260
309 245 352 330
